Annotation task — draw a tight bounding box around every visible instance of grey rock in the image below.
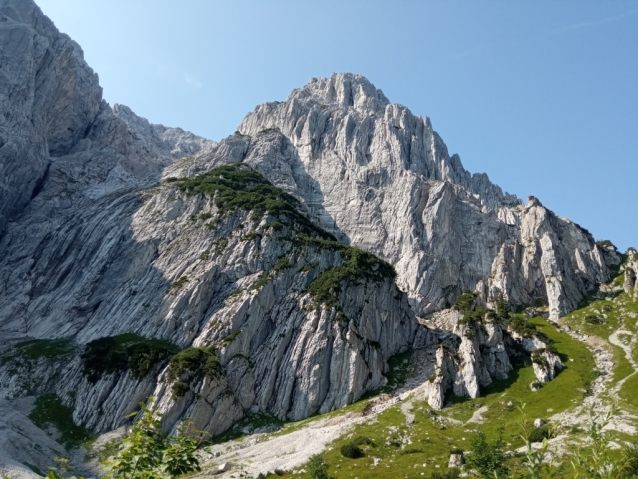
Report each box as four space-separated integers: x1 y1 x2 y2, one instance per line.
0 398 66 478
235 74 610 320
448 453 464 468
623 248 638 299
533 418 546 427
0 0 613 469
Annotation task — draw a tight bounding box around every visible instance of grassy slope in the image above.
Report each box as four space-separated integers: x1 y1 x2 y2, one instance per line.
264 316 600 479
270 267 638 478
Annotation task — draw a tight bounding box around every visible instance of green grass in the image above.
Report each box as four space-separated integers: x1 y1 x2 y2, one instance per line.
207 262 638 478
1 338 77 365
29 394 94 449
174 163 334 241
560 287 638 410
81 333 179 383
272 317 598 478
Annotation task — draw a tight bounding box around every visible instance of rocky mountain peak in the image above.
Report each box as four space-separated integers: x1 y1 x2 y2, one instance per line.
287 72 391 114
0 3 629 475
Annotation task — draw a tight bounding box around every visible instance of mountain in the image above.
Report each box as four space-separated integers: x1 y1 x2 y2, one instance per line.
0 0 630 477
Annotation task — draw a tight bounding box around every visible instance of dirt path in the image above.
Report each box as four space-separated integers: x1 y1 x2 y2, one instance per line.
550 328 637 436
608 328 638 396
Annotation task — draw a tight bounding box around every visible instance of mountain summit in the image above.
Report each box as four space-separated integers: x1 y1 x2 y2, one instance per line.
0 1 629 477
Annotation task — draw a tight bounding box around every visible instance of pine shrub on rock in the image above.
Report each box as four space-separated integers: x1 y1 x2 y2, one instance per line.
340 442 364 459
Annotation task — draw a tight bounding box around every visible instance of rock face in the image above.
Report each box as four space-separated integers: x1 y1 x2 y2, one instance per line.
0 0 618 472
0 0 215 238
419 303 561 409
235 74 612 319
0 399 67 479
624 248 638 299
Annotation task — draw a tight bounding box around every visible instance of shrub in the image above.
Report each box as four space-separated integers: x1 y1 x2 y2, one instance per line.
585 314 603 325
302 261 320 273
465 429 508 478
352 436 372 446
508 314 538 338
101 398 205 479
221 329 241 346
531 349 546 365
166 276 189 294
340 442 364 459
174 163 334 241
213 237 228 254
306 243 395 308
1 338 76 366
307 454 334 479
171 381 190 399
274 257 291 272
167 346 221 382
453 290 477 312
492 293 510 325
242 230 257 241
528 424 553 443
400 447 423 454
81 334 178 383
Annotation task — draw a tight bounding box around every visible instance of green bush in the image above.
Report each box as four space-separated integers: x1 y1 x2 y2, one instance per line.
454 290 477 312
101 398 205 479
528 424 553 443
531 349 546 365
221 329 241 346
81 334 178 383
274 257 291 272
213 237 228 254
340 442 364 459
508 314 538 338
352 436 372 446
306 243 396 308
307 455 334 479
400 447 423 454
175 163 334 241
585 314 604 325
465 429 508 478
1 338 77 366
171 381 190 399
242 230 257 241
167 346 221 382
302 261 320 273
166 276 189 294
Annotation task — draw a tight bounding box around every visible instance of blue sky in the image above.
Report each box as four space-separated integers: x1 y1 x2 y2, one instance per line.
38 1 638 251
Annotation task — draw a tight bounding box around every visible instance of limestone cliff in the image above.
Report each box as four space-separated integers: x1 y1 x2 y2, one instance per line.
0 0 621 474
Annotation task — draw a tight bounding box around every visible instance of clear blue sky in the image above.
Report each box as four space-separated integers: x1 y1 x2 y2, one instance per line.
38 1 638 251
